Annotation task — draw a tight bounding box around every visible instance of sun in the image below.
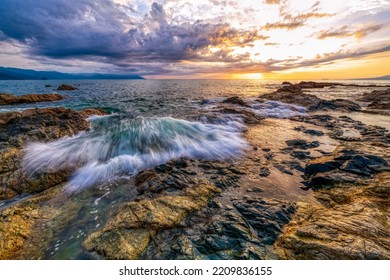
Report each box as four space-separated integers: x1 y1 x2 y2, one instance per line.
231 73 264 79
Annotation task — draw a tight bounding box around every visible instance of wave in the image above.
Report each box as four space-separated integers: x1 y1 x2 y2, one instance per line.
251 100 307 118
23 116 248 193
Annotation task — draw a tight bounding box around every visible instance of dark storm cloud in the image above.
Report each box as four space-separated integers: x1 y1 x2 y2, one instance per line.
0 0 266 74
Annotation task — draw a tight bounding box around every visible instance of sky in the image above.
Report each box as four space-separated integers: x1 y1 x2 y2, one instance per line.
0 0 389 79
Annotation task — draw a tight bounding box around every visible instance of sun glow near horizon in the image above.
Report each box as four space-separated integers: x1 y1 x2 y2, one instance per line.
0 0 389 79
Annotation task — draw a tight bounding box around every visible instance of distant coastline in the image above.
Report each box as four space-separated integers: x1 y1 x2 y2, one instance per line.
0 67 145 80
355 75 390 80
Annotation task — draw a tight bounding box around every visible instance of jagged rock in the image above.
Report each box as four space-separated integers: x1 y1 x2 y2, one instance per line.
360 88 390 102
304 152 389 189
297 81 342 88
294 126 324 136
0 93 64 105
291 151 312 160
57 84 77 90
222 96 249 107
83 184 220 259
233 198 296 245
286 139 320 150
0 184 80 260
273 174 390 259
309 170 359 189
305 156 343 177
312 99 361 112
340 155 389 176
218 107 264 124
261 83 361 112
359 88 390 110
0 107 106 199
368 101 390 110
261 90 321 107
259 167 271 177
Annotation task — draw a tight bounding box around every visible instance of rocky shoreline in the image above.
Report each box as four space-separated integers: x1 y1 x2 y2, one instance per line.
0 81 389 260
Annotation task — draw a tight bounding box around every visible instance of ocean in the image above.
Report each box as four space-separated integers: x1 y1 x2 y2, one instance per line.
0 79 389 259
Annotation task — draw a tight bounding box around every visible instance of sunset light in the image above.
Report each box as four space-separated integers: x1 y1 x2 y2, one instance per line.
0 0 388 79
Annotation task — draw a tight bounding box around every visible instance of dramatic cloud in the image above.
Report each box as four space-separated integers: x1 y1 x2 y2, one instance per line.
262 2 334 31
317 24 383 39
0 0 388 77
0 0 269 74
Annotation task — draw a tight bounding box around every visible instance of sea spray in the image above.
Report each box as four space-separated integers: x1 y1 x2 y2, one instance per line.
251 100 307 118
201 97 307 118
23 115 248 192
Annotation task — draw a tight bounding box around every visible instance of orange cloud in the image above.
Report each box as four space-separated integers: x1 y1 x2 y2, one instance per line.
264 0 280 4
317 24 383 39
263 12 334 30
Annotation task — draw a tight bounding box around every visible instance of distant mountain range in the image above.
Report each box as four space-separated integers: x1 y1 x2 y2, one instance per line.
357 75 390 80
0 67 145 80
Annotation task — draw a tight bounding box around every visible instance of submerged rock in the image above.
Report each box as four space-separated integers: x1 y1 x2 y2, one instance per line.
0 93 64 105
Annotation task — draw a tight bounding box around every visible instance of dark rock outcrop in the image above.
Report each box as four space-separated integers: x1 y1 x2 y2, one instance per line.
83 184 220 260
304 151 389 189
0 93 64 105
0 107 106 199
57 84 77 91
222 96 249 107
261 90 361 112
360 88 390 110
261 82 361 112
273 173 390 259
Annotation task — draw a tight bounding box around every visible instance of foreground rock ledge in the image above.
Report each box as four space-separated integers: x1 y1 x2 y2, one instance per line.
273 173 390 259
83 184 220 260
0 107 106 199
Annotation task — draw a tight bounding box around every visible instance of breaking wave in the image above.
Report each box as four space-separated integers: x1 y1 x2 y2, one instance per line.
251 100 307 118
23 115 248 193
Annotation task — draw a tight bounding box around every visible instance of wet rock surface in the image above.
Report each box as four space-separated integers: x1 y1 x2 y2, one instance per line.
0 107 106 200
273 173 390 259
83 183 220 260
1 81 389 260
304 151 389 189
360 88 390 110
0 93 64 105
261 88 361 112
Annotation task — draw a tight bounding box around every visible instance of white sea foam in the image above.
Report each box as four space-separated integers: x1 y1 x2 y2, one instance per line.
251 100 307 118
23 116 248 193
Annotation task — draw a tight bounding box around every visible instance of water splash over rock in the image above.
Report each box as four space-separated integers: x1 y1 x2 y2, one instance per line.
23 115 248 192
